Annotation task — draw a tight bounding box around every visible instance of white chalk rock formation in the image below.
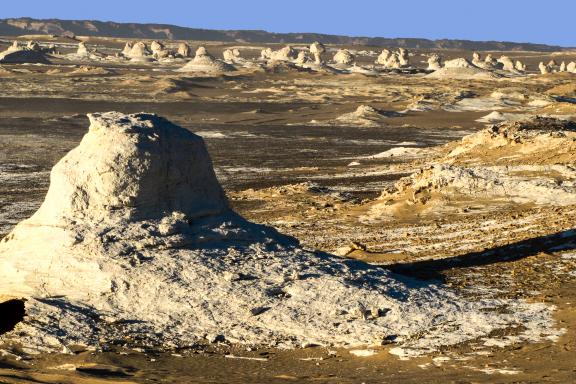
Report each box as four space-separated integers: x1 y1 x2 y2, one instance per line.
427 54 442 70
128 42 153 62
0 112 560 357
0 41 50 64
567 62 576 73
150 41 171 59
26 41 41 51
497 56 515 72
150 40 164 53
539 62 550 74
122 42 133 56
333 49 355 65
547 60 558 70
295 51 309 64
397 48 409 67
309 41 326 64
177 42 192 58
178 46 235 73
515 60 526 72
223 48 242 63
76 41 89 56
8 41 20 52
559 61 567 72
267 45 297 62
427 58 499 80
260 47 272 60
472 52 482 66
375 49 392 65
444 58 476 69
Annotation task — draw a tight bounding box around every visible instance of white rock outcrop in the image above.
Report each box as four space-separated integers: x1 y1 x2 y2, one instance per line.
76 41 89 56
309 41 326 64
128 41 153 62
0 112 559 357
333 49 354 65
397 48 409 67
177 42 192 58
539 62 550 74
178 46 235 73
122 42 133 56
427 54 442 70
497 56 515 72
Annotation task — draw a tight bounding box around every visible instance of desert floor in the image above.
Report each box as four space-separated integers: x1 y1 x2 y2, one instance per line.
1 36 576 383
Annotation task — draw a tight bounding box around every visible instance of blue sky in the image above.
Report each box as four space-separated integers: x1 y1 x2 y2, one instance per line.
3 0 575 47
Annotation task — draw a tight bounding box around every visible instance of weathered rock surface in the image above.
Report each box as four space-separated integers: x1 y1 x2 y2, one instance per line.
0 112 558 358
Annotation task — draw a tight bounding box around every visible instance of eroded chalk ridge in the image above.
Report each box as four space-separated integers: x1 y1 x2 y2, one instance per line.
0 112 561 357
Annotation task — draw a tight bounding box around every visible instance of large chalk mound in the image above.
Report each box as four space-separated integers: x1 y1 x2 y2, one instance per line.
0 113 559 357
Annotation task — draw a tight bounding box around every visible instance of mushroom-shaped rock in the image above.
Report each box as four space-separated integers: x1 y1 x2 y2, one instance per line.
427 54 442 70
178 46 235 73
309 41 326 64
177 42 192 58
333 49 354 65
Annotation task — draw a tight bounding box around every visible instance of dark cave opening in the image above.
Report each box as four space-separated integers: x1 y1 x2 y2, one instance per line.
0 299 25 335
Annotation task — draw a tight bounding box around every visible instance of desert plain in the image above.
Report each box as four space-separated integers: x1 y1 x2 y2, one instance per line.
0 31 576 383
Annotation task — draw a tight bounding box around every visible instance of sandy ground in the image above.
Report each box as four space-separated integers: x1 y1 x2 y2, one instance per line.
1 35 576 382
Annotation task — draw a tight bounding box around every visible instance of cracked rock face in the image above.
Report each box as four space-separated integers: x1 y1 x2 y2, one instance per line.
0 112 560 357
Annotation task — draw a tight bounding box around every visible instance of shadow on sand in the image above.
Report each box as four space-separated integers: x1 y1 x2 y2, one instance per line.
386 228 576 281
